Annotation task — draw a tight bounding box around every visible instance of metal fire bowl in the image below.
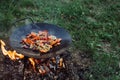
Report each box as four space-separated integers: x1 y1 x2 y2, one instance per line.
9 22 72 59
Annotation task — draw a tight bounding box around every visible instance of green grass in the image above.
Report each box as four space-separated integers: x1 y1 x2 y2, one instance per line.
0 0 120 80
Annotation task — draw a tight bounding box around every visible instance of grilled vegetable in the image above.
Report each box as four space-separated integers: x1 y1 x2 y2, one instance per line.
20 30 61 53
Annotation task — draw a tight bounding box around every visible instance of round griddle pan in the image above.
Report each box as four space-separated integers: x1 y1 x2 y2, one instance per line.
9 17 72 59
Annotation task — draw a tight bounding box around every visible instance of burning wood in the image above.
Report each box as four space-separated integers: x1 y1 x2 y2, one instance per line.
0 39 65 77
28 57 65 75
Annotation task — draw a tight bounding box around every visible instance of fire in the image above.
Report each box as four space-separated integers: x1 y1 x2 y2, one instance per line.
28 58 50 75
0 40 24 60
28 58 36 71
0 39 65 75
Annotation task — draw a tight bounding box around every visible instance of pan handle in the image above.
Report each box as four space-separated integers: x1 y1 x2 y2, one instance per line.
13 17 35 27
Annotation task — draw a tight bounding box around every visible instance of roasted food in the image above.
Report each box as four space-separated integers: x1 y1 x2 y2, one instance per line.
20 30 61 53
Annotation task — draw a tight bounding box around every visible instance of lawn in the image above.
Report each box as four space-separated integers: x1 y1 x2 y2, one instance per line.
0 0 120 80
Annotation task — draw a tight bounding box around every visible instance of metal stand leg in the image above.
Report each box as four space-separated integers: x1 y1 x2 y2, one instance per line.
23 57 28 80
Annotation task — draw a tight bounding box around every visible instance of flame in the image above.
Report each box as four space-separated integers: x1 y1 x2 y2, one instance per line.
0 40 24 60
28 58 49 74
59 58 63 67
28 58 36 71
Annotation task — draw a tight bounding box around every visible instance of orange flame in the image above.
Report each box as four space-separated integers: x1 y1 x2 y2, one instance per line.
28 58 49 74
28 58 36 71
59 58 63 67
0 40 24 60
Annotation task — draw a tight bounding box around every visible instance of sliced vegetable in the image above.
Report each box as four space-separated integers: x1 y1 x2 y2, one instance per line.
20 30 61 53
